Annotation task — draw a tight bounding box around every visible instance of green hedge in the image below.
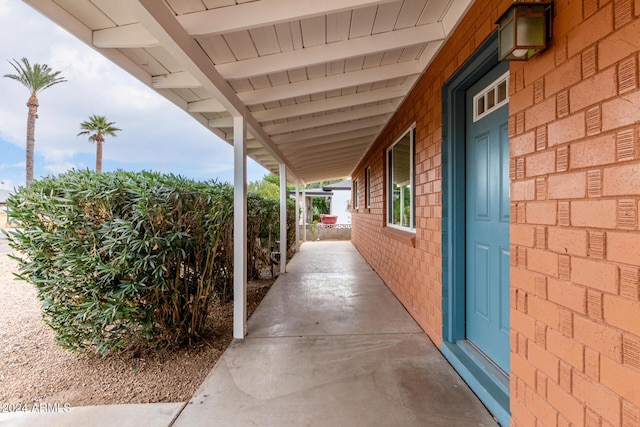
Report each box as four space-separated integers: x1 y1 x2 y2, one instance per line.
6 170 296 354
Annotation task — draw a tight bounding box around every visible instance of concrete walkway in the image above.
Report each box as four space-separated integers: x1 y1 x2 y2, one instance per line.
0 241 498 427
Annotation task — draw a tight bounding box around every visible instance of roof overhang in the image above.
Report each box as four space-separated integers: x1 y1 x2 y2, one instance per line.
24 0 473 184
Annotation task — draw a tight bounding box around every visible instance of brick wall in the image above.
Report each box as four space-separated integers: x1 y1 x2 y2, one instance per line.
351 0 512 347
508 0 640 425
352 0 640 425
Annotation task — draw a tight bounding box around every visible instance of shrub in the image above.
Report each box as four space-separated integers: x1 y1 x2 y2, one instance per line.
6 170 293 354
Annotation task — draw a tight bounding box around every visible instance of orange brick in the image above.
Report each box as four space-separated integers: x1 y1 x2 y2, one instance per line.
547 380 586 426
510 82 534 110
585 347 601 381
547 328 585 370
573 315 623 362
575 258 615 295
570 134 617 169
567 4 614 58
603 89 640 133
511 267 538 294
598 16 640 69
548 112 586 146
601 355 640 411
511 131 536 157
523 41 558 85
573 372 622 425
511 179 536 201
527 248 559 277
545 55 582 97
571 200 617 228
511 309 537 341
547 171 587 200
525 97 556 131
531 389 559 426
511 224 536 247
570 67 618 112
603 294 640 336
526 150 557 177
528 341 560 381
511 396 537 427
512 353 537 389
607 231 640 265
553 0 584 36
528 296 560 329
548 278 587 314
547 227 588 256
603 162 640 196
526 201 558 225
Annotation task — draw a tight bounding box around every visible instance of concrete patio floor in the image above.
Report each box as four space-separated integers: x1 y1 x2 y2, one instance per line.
0 241 499 427
175 241 498 427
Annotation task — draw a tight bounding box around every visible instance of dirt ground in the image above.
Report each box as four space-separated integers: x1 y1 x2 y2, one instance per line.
0 253 272 407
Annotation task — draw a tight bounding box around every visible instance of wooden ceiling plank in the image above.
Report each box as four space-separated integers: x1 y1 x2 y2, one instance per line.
238 61 420 105
349 4 377 38
165 0 206 15
223 31 258 61
215 23 444 79
396 0 428 29
263 101 399 134
93 22 158 48
272 116 387 143
326 10 351 43
300 15 326 47
249 26 281 56
197 34 236 64
276 128 381 149
253 84 408 121
177 0 397 36
151 70 201 88
372 1 402 34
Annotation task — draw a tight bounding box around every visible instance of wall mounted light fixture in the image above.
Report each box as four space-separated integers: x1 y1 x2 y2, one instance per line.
496 1 554 61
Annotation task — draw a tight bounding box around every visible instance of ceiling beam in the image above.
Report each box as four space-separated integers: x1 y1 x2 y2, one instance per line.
151 70 201 89
187 98 226 113
263 101 400 135
275 128 380 149
177 0 396 37
217 23 444 80
284 142 371 161
93 23 159 48
272 116 388 143
252 82 412 122
238 61 421 105
298 158 360 172
128 0 302 182
280 136 373 153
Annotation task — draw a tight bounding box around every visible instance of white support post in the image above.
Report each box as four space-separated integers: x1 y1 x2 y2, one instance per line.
233 114 247 339
279 163 287 274
295 182 300 252
302 186 307 241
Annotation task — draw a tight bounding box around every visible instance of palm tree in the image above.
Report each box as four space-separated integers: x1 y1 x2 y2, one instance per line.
4 58 66 185
77 115 121 173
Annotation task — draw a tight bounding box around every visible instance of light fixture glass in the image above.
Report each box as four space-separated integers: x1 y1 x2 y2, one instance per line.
497 1 553 61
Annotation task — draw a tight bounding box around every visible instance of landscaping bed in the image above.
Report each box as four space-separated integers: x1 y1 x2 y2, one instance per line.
0 253 272 406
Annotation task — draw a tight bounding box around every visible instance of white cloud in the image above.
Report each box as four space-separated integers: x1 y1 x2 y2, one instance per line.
0 0 15 19
0 162 25 171
43 161 78 175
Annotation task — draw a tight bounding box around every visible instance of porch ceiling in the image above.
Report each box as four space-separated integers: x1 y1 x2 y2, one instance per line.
26 0 472 184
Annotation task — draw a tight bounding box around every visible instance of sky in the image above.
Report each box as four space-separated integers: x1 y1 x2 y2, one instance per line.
0 0 269 191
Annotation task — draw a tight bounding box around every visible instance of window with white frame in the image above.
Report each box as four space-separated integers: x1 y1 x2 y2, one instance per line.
365 167 371 208
386 125 415 231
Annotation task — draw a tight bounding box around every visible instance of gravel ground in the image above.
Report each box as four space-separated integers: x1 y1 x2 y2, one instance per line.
0 252 272 407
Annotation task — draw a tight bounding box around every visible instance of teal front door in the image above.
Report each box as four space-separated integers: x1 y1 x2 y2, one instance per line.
465 62 510 374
